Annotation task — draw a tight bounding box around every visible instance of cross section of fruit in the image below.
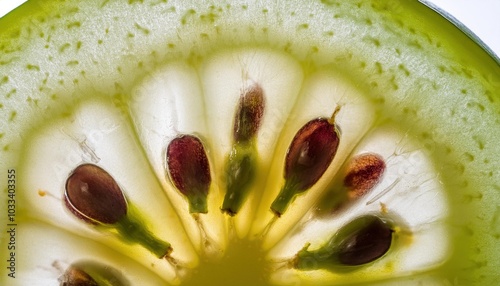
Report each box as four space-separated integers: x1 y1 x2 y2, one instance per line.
1 0 499 285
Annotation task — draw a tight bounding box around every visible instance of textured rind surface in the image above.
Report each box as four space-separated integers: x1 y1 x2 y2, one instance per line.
0 0 499 284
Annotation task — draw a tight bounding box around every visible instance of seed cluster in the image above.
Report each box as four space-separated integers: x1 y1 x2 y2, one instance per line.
62 82 397 279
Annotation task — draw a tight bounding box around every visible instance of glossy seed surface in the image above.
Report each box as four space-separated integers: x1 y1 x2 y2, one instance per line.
166 135 211 214
65 163 173 261
65 164 127 224
271 117 340 216
336 216 393 266
284 118 340 190
292 215 394 271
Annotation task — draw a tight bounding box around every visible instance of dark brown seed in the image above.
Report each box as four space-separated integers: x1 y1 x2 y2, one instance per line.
337 216 393 266
292 215 394 271
233 84 265 143
344 153 386 199
166 135 211 213
65 164 127 225
65 165 173 260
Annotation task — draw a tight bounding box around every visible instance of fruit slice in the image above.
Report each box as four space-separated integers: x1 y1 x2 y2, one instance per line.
1 0 500 285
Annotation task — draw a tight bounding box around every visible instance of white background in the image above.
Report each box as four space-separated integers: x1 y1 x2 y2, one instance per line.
429 0 500 57
0 0 499 56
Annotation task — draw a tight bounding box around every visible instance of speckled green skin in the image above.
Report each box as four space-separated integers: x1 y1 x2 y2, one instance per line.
1 0 499 285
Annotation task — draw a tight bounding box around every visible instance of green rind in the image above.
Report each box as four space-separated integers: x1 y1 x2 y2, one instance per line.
0 0 499 284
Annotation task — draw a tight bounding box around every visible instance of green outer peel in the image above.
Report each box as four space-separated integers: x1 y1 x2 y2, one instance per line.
0 0 499 285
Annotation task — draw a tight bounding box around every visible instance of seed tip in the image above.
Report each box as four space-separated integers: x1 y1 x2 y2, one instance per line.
328 105 342 125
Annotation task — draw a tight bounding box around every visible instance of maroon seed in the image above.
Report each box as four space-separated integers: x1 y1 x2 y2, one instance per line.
220 84 264 215
270 108 341 216
166 135 211 214
284 118 340 190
